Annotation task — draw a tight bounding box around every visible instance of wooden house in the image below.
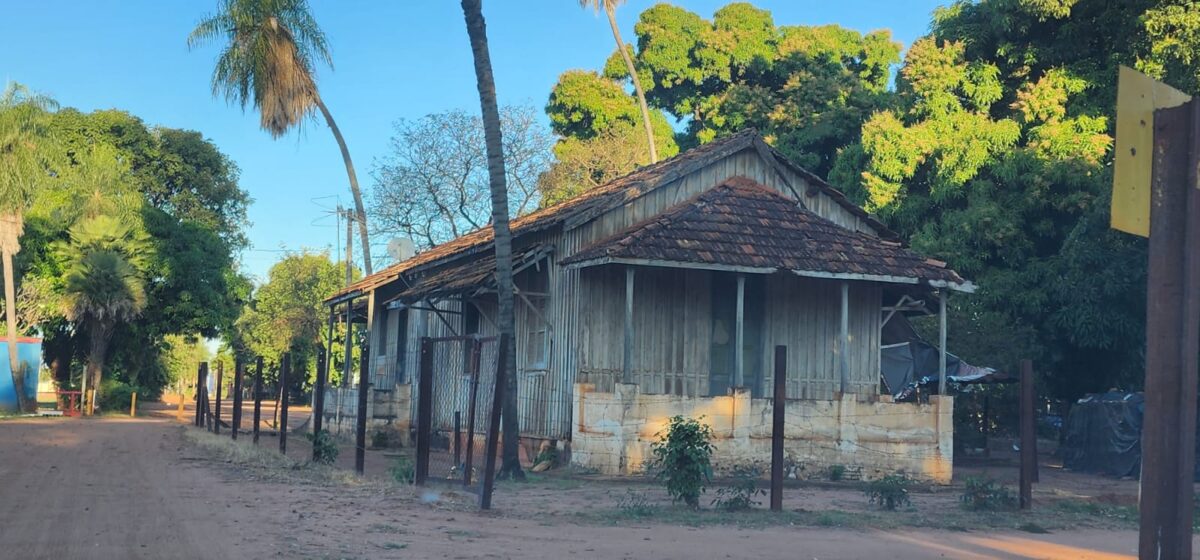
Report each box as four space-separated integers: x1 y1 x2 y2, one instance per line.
324 130 973 481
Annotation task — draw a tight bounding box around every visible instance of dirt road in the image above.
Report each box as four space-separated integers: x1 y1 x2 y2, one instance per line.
0 416 1176 559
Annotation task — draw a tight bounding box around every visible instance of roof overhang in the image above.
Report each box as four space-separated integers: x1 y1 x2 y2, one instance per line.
565 256 976 293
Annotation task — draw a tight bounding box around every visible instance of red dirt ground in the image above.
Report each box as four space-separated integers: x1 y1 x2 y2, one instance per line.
0 408 1193 559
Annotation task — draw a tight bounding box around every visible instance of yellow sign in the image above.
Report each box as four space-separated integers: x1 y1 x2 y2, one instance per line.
1111 66 1191 237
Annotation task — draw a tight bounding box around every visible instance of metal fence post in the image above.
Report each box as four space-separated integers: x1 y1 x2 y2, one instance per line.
214 361 223 435
463 340 482 487
252 357 263 445
231 358 243 440
481 333 510 510
415 338 433 485
355 342 370 475
194 363 204 427
279 353 290 454
770 345 786 512
1019 359 1034 510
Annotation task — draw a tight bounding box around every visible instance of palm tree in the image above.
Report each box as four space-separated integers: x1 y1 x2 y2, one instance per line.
60 216 149 411
460 0 524 481
0 83 58 412
580 0 657 163
189 0 373 274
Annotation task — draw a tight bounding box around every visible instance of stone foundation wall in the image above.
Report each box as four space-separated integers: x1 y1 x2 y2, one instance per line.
571 383 952 483
321 384 412 441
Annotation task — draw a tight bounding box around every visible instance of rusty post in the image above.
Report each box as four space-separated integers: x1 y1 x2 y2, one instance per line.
770 345 786 512
313 346 327 461
415 338 433 485
1138 101 1200 559
453 411 462 473
214 361 223 435
1019 359 1034 510
355 342 370 475
463 341 482 487
279 353 290 454
481 333 509 510
231 358 243 440
252 357 263 445
194 363 204 426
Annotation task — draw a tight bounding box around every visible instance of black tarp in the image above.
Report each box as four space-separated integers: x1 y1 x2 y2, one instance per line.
880 314 1010 398
1061 391 1200 481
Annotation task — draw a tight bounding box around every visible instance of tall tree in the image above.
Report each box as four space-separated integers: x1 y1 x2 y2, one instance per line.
460 0 524 480
370 105 552 249
580 0 658 163
0 83 59 412
189 0 373 274
59 216 150 408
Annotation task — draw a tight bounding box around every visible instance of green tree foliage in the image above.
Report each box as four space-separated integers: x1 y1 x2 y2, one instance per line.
237 250 355 390
839 0 1200 398
541 70 679 205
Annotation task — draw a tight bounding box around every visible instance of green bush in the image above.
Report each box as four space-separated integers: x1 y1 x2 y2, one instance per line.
390 455 415 484
960 477 1016 511
865 474 913 510
829 464 846 481
650 415 714 508
307 429 339 465
711 465 766 511
97 380 139 414
371 430 391 449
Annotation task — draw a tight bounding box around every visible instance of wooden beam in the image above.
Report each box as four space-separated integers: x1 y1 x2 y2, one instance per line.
938 290 948 396
839 282 849 394
735 274 745 388
425 299 460 337
623 266 634 384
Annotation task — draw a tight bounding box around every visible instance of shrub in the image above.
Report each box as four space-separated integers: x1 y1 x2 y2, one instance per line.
829 464 846 481
390 455 415 484
371 430 391 449
712 465 766 511
960 477 1016 511
307 429 339 465
650 415 715 508
865 474 912 510
97 380 139 413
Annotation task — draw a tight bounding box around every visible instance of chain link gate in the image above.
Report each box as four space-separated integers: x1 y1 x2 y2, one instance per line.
414 334 507 505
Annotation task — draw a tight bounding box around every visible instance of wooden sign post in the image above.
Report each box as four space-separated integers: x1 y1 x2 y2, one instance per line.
1113 66 1200 560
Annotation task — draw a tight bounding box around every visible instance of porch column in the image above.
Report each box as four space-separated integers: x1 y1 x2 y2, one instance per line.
623 267 635 384
342 298 354 388
938 290 948 396
839 281 849 394
735 274 745 388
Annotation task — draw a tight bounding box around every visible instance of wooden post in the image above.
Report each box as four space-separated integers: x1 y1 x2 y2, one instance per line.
481 333 509 510
214 361 223 435
1138 101 1200 559
252 357 263 445
453 411 462 472
177 387 185 422
343 300 354 389
129 392 137 417
1019 359 1034 510
463 340 481 487
735 274 745 389
279 353 289 454
839 281 849 394
415 338 433 485
623 266 634 384
194 363 204 426
355 342 370 475
231 358 244 440
938 290 948 396
770 345 786 512
313 346 327 459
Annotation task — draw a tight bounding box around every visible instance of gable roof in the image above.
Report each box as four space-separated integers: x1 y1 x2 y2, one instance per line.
328 129 896 302
561 177 972 292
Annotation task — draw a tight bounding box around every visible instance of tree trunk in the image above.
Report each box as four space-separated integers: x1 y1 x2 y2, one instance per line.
2 246 31 412
606 4 657 164
86 323 110 412
315 98 372 276
461 0 524 481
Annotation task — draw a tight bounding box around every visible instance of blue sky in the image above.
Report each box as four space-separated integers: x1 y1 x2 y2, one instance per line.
1 0 944 282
